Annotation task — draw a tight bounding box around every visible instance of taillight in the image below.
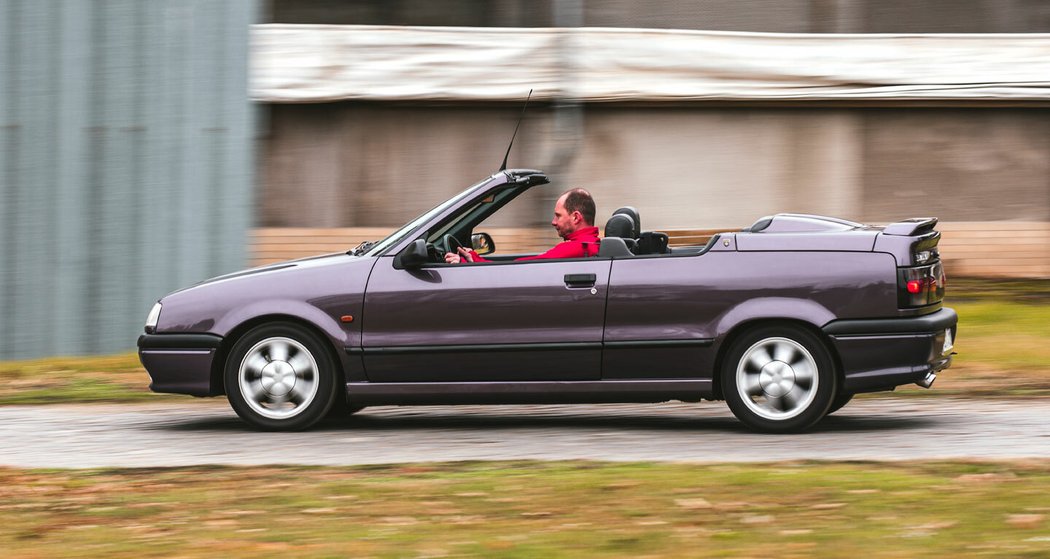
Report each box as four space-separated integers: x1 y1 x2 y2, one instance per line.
899 263 945 308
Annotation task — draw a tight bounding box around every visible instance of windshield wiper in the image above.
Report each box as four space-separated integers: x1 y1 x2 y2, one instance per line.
349 240 376 256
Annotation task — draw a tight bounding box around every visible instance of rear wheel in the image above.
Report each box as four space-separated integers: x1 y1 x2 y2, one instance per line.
721 325 837 433
225 322 339 431
827 392 854 415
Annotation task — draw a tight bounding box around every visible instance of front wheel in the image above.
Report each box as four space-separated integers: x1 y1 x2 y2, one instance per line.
225 322 339 431
721 325 837 433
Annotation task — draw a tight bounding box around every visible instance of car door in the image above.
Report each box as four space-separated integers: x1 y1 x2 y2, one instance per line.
602 252 732 380
361 256 611 382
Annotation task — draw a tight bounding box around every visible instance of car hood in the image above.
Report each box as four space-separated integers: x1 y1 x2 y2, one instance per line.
155 252 376 336
171 252 355 294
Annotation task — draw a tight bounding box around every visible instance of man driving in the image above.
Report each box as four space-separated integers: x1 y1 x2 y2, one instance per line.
445 188 600 263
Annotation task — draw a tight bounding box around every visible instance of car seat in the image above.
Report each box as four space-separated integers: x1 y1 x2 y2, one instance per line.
611 206 669 255
612 206 641 239
604 213 637 242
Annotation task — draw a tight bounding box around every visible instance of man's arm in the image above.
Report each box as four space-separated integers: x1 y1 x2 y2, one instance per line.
445 247 489 264
447 240 587 263
514 241 581 261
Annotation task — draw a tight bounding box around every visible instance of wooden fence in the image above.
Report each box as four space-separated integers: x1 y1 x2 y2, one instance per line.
251 222 1050 279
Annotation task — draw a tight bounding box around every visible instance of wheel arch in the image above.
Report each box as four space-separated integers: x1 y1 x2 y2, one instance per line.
210 314 346 397
709 317 844 401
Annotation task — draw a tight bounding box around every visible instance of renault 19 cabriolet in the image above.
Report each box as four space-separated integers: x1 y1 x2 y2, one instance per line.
138 169 956 433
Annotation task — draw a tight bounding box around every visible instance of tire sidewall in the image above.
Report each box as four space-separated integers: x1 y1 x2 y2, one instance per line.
721 324 837 433
827 392 854 416
225 322 338 431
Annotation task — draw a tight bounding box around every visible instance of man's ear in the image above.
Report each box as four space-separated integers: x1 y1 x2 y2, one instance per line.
572 210 583 224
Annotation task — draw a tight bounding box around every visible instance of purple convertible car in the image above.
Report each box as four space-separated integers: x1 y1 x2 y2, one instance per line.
139 169 956 433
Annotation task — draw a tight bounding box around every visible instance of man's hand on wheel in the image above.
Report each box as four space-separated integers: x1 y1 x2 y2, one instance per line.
444 247 475 264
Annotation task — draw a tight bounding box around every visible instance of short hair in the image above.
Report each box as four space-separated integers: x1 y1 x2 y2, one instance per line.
562 188 595 226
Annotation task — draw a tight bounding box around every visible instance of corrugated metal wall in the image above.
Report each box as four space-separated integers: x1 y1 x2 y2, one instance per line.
0 0 258 360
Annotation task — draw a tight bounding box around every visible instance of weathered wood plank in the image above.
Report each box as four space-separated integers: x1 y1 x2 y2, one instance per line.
250 223 1050 278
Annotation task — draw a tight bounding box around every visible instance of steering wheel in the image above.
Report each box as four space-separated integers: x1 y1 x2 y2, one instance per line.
425 242 443 263
440 234 465 257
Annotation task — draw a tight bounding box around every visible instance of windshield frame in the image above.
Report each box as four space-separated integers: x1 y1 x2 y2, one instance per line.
362 174 501 257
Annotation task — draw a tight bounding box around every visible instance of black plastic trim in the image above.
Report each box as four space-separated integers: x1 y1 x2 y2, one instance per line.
138 333 223 350
347 339 715 355
564 273 597 287
842 354 953 393
345 379 713 405
346 342 602 355
744 216 773 233
882 217 938 236
604 339 714 349
823 307 957 336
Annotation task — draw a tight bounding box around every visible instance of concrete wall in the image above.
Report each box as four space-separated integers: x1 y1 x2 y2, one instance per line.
260 104 1050 231
859 110 1050 222
260 104 551 228
258 1 1050 274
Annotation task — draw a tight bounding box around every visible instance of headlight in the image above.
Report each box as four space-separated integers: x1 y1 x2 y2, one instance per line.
145 302 162 334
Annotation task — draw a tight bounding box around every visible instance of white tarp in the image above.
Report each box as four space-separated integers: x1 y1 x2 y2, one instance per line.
252 24 1050 103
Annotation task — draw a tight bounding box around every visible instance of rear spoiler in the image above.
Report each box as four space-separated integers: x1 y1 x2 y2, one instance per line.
883 217 938 236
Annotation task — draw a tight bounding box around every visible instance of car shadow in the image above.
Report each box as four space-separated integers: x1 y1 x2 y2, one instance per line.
808 413 936 433
159 406 935 435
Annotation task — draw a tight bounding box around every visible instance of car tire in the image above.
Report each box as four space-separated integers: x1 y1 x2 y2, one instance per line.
721 325 837 433
225 322 339 431
327 400 366 418
826 392 854 415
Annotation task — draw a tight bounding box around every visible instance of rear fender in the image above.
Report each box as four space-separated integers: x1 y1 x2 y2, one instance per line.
713 297 835 338
708 298 839 400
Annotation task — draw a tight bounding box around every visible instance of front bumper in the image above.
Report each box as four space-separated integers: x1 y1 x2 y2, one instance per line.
137 333 224 396
822 307 957 393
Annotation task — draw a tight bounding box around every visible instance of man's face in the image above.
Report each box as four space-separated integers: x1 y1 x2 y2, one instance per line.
551 195 581 239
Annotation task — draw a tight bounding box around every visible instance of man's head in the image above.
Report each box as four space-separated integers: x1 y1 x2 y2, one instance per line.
551 188 596 239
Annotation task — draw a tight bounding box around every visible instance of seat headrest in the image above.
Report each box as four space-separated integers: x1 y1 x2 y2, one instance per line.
604 213 636 239
612 206 640 238
597 236 634 258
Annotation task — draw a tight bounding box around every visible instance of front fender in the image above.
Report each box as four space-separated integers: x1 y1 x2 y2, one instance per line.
212 299 351 348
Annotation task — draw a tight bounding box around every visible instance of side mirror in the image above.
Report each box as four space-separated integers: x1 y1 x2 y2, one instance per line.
471 232 496 256
393 239 428 269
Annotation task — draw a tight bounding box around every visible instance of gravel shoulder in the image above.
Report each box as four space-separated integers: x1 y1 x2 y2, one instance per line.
2 398 1048 468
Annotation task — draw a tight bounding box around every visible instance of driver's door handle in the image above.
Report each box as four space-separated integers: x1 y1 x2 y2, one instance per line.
564 273 597 288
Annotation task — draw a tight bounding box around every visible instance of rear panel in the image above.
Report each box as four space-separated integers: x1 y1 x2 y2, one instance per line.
872 218 946 311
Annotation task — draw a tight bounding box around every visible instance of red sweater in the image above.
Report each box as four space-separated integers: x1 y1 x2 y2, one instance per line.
471 226 601 262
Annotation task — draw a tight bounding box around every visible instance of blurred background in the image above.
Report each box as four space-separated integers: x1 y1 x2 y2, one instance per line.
2 0 1049 360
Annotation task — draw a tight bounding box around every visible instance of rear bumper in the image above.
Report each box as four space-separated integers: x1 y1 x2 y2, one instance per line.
137 334 223 396
822 307 957 393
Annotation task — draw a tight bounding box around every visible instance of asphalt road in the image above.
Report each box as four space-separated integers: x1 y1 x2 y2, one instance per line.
1 398 1048 468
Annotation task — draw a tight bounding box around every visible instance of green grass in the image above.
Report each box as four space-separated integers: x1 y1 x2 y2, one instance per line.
903 299 1050 398
946 278 1050 303
952 301 1050 370
0 353 179 405
0 461 1047 558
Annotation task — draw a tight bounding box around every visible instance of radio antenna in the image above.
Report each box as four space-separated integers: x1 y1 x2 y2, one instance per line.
499 89 533 172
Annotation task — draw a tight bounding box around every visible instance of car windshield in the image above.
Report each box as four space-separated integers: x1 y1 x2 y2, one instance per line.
361 175 497 257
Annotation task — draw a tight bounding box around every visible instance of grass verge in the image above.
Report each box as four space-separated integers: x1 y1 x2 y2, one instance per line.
889 298 1050 398
0 353 179 405
1 461 1047 558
